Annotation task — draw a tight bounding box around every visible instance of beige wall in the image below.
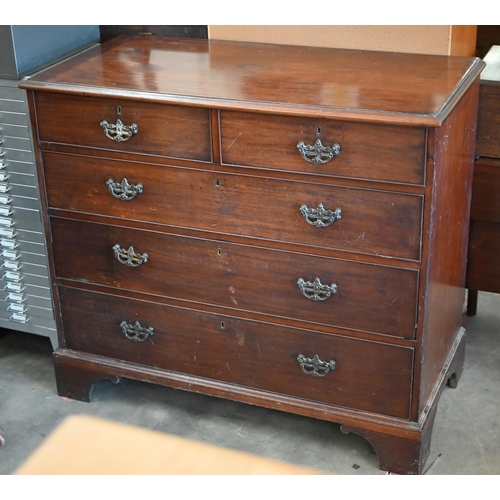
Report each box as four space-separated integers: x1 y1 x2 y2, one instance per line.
208 26 477 56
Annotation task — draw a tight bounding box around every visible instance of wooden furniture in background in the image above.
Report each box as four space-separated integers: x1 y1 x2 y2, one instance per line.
466 46 500 316
450 25 477 57
99 25 207 43
20 36 484 475
475 26 500 59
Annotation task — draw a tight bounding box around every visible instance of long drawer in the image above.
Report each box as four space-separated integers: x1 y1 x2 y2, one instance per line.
34 93 212 162
220 111 427 185
59 285 414 419
51 217 419 338
43 152 423 261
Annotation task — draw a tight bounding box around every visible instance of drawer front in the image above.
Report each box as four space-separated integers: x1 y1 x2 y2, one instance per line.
470 158 500 222
476 84 500 158
59 286 413 418
43 152 423 260
51 217 418 338
220 111 427 185
466 219 500 293
34 93 212 162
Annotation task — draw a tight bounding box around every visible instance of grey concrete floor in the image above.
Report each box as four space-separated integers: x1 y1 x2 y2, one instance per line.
1 292 499 476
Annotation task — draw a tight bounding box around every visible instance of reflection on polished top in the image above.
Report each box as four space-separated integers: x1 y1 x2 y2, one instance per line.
20 35 485 125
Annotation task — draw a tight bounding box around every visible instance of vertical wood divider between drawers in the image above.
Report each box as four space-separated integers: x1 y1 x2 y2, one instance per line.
211 109 221 165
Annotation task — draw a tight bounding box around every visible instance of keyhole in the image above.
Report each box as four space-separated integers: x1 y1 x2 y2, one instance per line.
220 321 225 329
316 126 322 135
117 106 122 115
215 179 220 187
217 246 222 256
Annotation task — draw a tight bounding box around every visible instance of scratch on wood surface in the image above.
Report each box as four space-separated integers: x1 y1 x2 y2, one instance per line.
224 133 242 152
255 339 262 356
229 286 238 305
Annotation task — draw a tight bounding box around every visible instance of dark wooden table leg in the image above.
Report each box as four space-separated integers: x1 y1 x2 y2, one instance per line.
466 289 478 316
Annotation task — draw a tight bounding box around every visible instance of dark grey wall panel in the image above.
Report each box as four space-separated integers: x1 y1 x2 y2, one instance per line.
0 25 100 79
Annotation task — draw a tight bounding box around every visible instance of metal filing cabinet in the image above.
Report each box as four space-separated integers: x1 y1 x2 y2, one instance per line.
0 26 100 349
0 78 58 347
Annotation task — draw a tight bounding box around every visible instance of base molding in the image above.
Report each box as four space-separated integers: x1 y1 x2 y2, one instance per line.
342 327 466 474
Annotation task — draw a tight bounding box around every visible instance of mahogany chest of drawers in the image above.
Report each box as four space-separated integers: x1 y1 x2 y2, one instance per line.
466 45 500 314
20 36 484 474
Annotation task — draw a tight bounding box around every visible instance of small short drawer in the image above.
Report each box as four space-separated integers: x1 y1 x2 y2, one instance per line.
51 217 419 339
34 93 212 162
43 152 423 261
470 157 500 223
220 111 427 185
59 285 414 419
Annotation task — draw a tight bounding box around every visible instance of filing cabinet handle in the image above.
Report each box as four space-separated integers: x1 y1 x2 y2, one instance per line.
297 354 336 377
100 119 138 142
297 277 337 301
107 178 144 201
297 139 340 164
113 244 148 267
120 320 154 342
300 203 341 227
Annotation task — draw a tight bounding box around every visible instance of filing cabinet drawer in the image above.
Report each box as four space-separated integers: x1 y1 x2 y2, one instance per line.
34 93 212 162
60 285 414 419
220 111 427 185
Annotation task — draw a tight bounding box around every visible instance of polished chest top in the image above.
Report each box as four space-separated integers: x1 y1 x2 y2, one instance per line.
25 35 480 124
21 36 484 475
